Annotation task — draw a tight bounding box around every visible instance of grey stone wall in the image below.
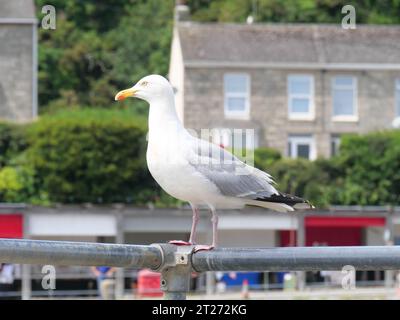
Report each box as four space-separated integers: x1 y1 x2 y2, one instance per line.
183 67 398 158
0 24 34 122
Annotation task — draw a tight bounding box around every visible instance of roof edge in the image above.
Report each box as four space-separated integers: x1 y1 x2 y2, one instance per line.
177 21 400 29
184 60 400 71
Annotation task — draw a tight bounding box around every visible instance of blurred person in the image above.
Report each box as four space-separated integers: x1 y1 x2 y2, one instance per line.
91 266 116 299
0 263 15 300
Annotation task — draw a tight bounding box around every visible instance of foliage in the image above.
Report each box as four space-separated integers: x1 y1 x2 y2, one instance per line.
187 0 400 24
254 147 282 171
26 109 154 203
0 123 29 168
269 157 342 208
0 165 45 204
334 131 400 205
267 130 400 207
35 0 174 111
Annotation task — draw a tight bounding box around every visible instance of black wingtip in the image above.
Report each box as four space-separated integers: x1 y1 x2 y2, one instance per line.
254 192 315 210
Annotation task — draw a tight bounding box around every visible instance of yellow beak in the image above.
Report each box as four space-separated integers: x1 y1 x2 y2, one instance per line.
114 88 137 101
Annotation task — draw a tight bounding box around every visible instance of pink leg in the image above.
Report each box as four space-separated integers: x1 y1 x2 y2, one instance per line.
194 207 218 252
169 204 199 246
211 208 218 247
189 206 199 244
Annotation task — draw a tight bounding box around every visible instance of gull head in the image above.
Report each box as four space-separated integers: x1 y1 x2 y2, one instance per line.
114 74 173 103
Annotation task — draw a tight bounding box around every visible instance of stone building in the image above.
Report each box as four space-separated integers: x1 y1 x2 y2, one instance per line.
0 0 37 122
169 7 400 159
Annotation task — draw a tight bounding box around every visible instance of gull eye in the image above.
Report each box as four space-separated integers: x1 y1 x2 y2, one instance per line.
140 81 148 87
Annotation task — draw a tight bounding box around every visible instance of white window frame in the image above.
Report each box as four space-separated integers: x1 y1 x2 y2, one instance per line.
224 73 250 119
287 75 315 121
331 75 358 122
288 135 316 160
395 79 400 118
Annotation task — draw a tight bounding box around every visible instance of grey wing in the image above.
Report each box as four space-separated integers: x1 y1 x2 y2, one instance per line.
188 138 278 198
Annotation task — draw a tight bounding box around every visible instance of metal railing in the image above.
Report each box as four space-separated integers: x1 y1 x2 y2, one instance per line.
1 238 400 300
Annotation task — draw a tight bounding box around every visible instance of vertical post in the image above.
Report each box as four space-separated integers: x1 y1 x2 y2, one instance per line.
205 272 215 296
384 207 395 288
153 244 193 300
296 213 306 290
21 264 31 300
115 211 125 299
162 265 191 300
21 211 31 300
264 271 269 291
205 230 215 295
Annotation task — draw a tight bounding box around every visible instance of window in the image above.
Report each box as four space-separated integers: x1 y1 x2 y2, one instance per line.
288 135 316 160
396 79 400 118
288 75 314 120
331 135 341 157
224 74 250 118
332 76 357 120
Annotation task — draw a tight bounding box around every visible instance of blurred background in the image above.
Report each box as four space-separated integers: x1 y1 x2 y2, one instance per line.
1 0 400 299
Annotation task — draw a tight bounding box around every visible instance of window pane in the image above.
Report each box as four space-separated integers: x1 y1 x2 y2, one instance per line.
225 75 247 93
291 98 310 113
334 76 353 86
289 78 310 94
331 136 340 156
297 144 310 159
227 97 245 111
333 88 354 116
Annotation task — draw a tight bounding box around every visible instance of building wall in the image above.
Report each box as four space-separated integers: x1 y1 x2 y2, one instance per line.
218 230 276 247
0 24 35 121
365 226 385 246
169 27 185 124
183 67 399 158
27 212 116 237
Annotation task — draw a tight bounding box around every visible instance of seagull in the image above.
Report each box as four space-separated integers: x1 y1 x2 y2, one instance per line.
115 75 313 251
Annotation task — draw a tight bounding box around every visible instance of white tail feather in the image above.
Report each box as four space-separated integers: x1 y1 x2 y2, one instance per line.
245 199 294 212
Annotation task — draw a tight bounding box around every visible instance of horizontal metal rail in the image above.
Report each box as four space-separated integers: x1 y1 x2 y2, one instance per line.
1 239 400 271
192 246 400 272
2 239 400 300
0 239 161 269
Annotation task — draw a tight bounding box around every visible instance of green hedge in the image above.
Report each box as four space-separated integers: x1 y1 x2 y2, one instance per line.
334 131 400 205
0 122 29 167
254 147 282 170
26 109 154 203
267 130 400 207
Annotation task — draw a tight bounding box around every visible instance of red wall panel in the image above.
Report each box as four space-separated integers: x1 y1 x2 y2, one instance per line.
0 214 23 238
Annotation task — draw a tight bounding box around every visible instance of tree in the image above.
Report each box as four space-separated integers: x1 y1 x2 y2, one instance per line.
35 0 174 111
188 0 400 24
